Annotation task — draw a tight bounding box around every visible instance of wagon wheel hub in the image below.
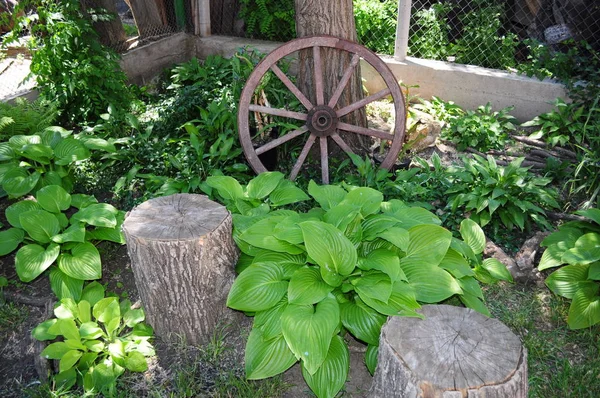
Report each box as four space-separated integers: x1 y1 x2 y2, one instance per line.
306 105 338 137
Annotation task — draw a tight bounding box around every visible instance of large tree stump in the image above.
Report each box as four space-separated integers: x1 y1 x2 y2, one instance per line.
370 305 527 398
122 194 240 345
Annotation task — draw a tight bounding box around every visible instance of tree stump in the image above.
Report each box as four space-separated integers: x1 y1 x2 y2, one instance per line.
369 305 527 398
122 194 240 345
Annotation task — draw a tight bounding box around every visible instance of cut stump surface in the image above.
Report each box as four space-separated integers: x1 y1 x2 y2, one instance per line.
122 194 240 345
370 304 527 398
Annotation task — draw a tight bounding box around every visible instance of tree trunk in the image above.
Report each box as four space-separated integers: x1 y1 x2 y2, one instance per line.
122 194 241 345
80 0 127 48
370 305 528 398
295 0 369 153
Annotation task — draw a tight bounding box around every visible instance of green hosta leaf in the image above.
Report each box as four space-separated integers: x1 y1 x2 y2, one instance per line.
246 172 284 199
58 242 102 280
281 295 340 375
53 298 79 320
41 342 72 360
50 267 84 301
0 228 24 256
15 243 60 282
402 262 462 303
252 250 306 279
308 181 347 210
459 219 486 255
81 281 105 307
365 344 378 375
355 272 393 304
0 142 15 161
206 175 245 201
562 233 600 265
340 298 386 346
459 292 491 317
125 351 148 372
362 215 400 241
91 363 120 393
481 258 513 282
273 215 304 245
19 209 60 243
288 266 334 305
9 134 41 148
54 138 90 165
567 285 600 329
86 225 126 244
589 263 600 281
439 249 474 278
377 227 410 252
5 200 41 228
70 194 98 209
360 280 422 317
546 264 596 299
227 262 288 312
254 297 288 340
85 339 105 353
71 203 118 228
323 203 361 232
93 297 120 324
21 143 53 164
245 328 297 379
36 185 71 213
123 308 145 327
539 243 568 270
32 319 58 341
80 322 103 340
78 301 91 323
301 335 349 398
575 208 600 226
78 352 99 370
55 368 77 390
240 218 304 254
52 223 86 244
388 207 442 229
2 168 40 197
300 221 357 287
404 224 452 265
82 137 117 153
340 187 383 217
50 319 80 342
359 249 405 282
269 183 310 206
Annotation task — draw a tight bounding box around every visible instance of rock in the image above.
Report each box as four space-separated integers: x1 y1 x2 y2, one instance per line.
405 109 442 154
484 239 522 282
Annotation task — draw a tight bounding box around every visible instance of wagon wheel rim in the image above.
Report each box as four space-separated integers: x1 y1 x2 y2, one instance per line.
238 35 407 185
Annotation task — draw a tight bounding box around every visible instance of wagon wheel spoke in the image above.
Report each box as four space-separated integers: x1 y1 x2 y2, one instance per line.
313 46 325 105
270 64 313 110
248 104 307 121
255 126 309 155
330 132 355 156
290 134 317 180
337 122 393 141
320 136 329 184
328 53 361 108
336 87 392 118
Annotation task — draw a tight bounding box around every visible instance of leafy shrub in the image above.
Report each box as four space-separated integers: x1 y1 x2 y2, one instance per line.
354 0 398 55
239 0 295 41
408 2 452 60
0 185 125 300
33 283 154 395
412 96 465 128
447 155 560 232
442 103 516 152
8 0 132 125
209 172 512 398
538 209 600 329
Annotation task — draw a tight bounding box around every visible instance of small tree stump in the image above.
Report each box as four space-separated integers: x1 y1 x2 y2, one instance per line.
370 305 527 398
122 194 240 345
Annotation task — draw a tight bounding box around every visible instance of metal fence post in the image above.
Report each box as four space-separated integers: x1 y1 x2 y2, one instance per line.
394 0 412 61
195 0 211 37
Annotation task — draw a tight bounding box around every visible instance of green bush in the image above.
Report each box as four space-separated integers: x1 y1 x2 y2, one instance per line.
239 0 295 41
354 0 398 55
408 2 452 60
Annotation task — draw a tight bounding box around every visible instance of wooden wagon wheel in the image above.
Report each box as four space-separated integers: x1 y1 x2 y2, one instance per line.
238 35 406 184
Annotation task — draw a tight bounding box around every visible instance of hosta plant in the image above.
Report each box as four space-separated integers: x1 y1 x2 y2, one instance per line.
538 208 600 329
0 185 125 300
0 127 119 198
33 282 155 396
215 174 511 398
447 154 559 232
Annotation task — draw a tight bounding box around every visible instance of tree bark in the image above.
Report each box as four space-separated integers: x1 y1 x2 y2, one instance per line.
122 194 241 345
80 0 127 48
370 305 528 398
295 0 369 153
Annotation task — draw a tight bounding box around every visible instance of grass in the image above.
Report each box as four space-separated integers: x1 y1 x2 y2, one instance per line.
484 282 600 397
0 300 29 334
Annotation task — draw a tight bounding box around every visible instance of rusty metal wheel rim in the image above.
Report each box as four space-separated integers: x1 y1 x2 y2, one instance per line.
237 35 406 184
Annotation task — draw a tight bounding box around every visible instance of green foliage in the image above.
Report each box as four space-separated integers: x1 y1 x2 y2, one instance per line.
7 0 132 125
0 185 125 299
447 155 559 233
354 0 398 55
0 99 57 140
442 103 516 152
217 174 511 398
538 209 600 329
33 284 154 396
409 2 452 60
239 0 295 41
